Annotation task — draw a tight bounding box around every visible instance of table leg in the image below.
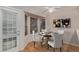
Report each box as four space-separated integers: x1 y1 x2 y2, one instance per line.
33 41 35 48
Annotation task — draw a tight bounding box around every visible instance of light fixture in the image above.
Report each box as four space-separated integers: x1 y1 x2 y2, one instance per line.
44 6 55 13
43 6 61 13
48 8 55 13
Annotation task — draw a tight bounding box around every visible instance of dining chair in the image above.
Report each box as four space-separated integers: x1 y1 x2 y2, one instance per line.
48 32 64 52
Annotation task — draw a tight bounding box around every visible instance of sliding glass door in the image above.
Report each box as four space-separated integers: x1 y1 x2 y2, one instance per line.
2 9 17 51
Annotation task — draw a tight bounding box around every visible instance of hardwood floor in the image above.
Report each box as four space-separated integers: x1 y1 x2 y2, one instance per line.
63 43 79 52
22 41 79 52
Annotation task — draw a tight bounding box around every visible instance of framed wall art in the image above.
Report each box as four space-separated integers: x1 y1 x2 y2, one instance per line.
53 18 71 28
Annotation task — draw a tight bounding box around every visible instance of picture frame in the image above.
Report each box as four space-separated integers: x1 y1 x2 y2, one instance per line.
53 18 71 28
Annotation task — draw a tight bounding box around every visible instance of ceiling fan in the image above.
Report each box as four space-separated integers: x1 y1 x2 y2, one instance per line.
42 6 61 13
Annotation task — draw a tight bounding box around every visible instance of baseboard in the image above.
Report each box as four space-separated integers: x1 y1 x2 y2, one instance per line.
19 43 27 52
64 41 79 47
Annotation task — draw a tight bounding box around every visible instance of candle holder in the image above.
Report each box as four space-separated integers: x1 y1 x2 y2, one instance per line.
32 30 36 48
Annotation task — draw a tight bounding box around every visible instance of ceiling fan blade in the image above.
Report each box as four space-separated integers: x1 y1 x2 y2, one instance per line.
42 6 61 13
42 9 49 13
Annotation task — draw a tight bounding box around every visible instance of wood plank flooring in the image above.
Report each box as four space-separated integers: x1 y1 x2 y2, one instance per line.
22 41 79 52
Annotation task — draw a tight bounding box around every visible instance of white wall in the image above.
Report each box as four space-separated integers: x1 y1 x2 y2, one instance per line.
24 15 44 47
17 10 26 51
46 6 79 46
10 6 47 51
17 6 79 49
12 6 79 50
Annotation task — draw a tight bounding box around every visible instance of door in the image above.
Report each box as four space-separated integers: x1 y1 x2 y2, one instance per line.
1 8 18 52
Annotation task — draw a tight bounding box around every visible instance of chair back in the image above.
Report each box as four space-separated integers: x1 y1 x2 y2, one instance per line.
53 33 63 48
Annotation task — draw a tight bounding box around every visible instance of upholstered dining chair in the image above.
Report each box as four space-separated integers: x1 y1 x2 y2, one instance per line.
48 30 64 52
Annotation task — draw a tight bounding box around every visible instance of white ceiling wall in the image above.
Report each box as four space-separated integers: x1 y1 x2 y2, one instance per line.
11 6 63 17
11 6 48 17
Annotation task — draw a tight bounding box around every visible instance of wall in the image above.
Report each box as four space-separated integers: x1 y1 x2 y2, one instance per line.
11 7 47 51
24 13 44 46
17 10 26 51
12 6 79 50
46 6 79 46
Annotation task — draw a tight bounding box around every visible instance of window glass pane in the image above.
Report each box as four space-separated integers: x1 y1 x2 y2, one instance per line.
2 10 17 51
2 39 7 51
30 17 38 34
25 15 27 35
40 19 46 31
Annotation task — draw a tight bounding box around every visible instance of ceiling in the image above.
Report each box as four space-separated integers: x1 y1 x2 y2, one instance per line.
12 6 47 16
12 6 61 16
12 6 48 12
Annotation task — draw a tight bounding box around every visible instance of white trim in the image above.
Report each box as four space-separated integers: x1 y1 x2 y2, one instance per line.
64 41 79 47
0 6 21 13
0 9 3 51
18 42 27 52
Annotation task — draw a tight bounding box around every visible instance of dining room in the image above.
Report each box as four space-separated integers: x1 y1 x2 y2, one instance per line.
0 6 79 52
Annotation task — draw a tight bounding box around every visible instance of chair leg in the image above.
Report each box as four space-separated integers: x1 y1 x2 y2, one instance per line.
60 48 62 52
41 42 43 47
